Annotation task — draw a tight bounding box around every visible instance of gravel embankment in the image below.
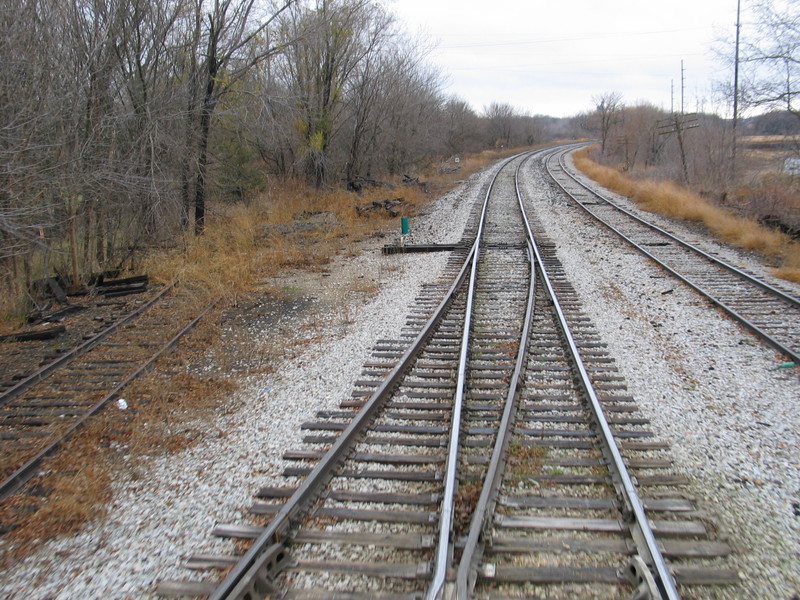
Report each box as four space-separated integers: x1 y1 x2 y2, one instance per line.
1 154 798 599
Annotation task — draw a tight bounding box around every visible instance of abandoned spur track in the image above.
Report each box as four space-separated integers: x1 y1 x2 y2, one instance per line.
544 147 800 364
0 283 215 502
159 148 736 600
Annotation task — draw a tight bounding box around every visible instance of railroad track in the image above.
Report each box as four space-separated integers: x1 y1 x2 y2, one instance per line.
0 276 159 400
0 284 214 501
542 146 800 363
158 149 736 599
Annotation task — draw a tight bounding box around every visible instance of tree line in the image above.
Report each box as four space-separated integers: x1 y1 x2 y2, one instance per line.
17 0 794 308
0 0 578 308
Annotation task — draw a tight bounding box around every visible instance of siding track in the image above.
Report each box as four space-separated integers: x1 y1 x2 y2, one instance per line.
0 285 214 502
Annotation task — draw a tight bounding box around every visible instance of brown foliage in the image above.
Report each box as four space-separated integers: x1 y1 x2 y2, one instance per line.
574 147 800 282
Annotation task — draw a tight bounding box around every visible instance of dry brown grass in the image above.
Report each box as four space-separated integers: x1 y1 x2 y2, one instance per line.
142 178 433 304
574 146 800 283
739 135 800 147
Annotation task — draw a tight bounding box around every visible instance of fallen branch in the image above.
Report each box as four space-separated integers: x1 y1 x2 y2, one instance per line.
0 325 66 343
355 197 405 218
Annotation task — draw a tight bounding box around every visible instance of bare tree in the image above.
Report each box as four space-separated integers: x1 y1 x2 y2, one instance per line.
592 91 624 155
740 0 799 119
337 5 398 185
278 0 386 188
378 57 443 175
181 0 294 233
442 97 482 156
484 102 515 148
261 0 444 187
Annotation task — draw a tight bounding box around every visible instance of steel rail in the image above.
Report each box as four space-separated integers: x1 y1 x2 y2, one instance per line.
454 154 539 599
556 150 800 309
529 231 680 600
527 150 681 599
454 149 679 599
0 299 218 502
209 237 479 600
0 282 177 409
425 152 524 600
547 148 800 363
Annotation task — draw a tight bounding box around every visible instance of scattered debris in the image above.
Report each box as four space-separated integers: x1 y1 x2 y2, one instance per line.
356 197 405 218
95 274 149 298
30 272 150 304
47 277 69 303
96 274 149 288
27 304 86 325
347 176 391 192
759 214 800 239
401 174 429 192
262 212 340 238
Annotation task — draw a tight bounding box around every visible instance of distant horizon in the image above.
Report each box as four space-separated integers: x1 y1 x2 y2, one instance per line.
480 106 793 123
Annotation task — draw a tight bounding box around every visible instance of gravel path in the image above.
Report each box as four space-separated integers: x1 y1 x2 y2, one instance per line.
1 153 798 599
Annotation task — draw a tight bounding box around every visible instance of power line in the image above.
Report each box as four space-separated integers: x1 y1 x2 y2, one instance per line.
438 26 711 49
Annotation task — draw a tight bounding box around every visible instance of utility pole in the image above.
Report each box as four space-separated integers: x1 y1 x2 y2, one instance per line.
670 79 675 114
658 112 699 183
732 0 742 177
681 59 686 114
658 60 697 183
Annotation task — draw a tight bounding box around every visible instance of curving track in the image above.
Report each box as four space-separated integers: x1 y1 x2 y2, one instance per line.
158 149 737 600
544 146 800 363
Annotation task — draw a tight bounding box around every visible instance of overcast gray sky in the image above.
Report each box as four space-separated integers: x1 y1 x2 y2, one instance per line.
388 0 740 118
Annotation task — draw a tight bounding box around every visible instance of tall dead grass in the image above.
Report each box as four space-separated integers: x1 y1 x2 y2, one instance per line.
573 147 800 283
142 178 431 307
